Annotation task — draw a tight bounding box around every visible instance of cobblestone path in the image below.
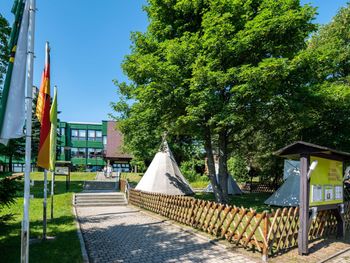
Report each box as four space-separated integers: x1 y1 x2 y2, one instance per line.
327 249 350 263
76 206 257 263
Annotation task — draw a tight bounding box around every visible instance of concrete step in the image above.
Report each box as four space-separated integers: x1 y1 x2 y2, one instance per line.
76 203 127 207
74 192 127 207
75 198 126 202
76 195 125 200
83 181 119 190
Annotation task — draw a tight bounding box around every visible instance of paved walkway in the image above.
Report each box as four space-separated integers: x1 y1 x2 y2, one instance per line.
327 249 350 263
76 206 257 263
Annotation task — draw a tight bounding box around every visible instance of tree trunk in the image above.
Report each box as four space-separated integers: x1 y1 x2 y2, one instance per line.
204 130 224 203
218 131 229 203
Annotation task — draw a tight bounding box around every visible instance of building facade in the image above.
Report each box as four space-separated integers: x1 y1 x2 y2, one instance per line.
5 120 132 172
58 121 132 172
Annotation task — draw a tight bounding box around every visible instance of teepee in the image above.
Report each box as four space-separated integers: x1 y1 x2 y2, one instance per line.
264 173 300 206
205 174 242 195
135 141 194 195
264 160 300 207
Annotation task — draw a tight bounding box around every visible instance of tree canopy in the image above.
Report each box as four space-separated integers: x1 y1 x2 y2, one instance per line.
114 0 318 203
0 14 10 88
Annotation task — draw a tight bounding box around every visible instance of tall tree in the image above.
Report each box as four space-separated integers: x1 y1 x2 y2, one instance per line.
0 14 10 88
115 0 316 202
299 3 350 151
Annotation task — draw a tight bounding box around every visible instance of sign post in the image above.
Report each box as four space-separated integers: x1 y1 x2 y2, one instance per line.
54 161 71 191
275 141 350 256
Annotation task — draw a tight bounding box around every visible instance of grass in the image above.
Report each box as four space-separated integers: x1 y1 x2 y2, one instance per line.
0 172 95 263
121 172 210 188
121 172 143 187
195 192 272 212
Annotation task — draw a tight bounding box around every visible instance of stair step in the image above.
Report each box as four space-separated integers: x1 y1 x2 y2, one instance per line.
83 181 118 191
75 200 125 204
73 192 127 207
75 203 127 207
75 196 125 199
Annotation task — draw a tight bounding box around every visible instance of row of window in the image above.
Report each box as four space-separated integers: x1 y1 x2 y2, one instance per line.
70 147 104 159
71 129 103 141
58 128 108 144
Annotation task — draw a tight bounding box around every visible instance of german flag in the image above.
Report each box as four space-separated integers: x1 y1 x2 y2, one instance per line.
36 42 51 169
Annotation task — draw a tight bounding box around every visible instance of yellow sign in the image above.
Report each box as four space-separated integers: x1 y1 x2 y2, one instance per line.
309 156 343 206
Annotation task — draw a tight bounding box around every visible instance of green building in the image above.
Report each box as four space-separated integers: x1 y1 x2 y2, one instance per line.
6 120 132 172
57 121 105 169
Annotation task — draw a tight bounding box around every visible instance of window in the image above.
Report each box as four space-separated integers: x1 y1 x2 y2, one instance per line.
72 129 86 141
96 131 102 138
88 148 95 159
78 130 86 140
87 130 102 141
87 148 103 159
71 129 78 138
77 148 86 158
95 148 103 158
13 163 24 172
71 147 78 158
103 136 107 145
60 127 65 136
88 130 95 141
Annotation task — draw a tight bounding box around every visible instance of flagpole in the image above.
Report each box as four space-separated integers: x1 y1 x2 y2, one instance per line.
21 0 35 262
50 170 54 219
43 169 47 239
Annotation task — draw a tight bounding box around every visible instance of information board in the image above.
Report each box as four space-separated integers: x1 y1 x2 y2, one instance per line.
55 166 69 175
309 156 343 206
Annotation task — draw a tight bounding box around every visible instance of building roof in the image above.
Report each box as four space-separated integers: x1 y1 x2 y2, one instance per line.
67 121 102 125
105 121 132 159
275 141 350 160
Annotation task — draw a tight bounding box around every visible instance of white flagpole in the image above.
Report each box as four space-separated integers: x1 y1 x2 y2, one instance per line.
50 170 54 219
21 0 35 262
43 169 47 239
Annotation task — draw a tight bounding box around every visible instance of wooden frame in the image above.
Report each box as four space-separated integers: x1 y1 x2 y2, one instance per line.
275 141 350 255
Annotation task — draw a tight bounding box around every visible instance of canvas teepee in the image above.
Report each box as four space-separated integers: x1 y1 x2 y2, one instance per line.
264 160 300 207
264 173 300 206
135 141 194 195
205 174 242 195
204 157 242 195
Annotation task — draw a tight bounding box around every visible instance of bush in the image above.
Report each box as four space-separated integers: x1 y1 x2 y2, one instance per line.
180 159 206 182
0 174 21 226
74 164 86 172
227 156 249 183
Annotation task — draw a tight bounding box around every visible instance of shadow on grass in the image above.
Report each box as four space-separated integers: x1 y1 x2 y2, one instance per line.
195 192 272 212
0 215 82 263
15 180 86 198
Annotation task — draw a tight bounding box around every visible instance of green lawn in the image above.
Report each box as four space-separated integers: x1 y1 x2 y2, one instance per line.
0 172 95 263
121 172 143 187
121 172 269 211
195 192 272 212
121 172 210 188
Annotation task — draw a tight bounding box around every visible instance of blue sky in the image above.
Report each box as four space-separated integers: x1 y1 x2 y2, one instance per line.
0 0 348 123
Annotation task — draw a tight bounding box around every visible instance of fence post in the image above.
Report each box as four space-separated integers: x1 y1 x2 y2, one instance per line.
262 213 269 262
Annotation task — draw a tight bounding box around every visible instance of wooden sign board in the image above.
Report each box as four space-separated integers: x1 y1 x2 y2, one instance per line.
55 166 69 175
309 156 343 206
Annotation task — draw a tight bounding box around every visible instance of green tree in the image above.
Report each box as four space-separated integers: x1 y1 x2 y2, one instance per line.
298 3 350 152
0 14 10 88
115 0 316 203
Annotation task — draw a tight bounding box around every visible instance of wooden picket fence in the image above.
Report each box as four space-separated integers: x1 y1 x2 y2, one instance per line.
240 182 279 193
128 188 350 260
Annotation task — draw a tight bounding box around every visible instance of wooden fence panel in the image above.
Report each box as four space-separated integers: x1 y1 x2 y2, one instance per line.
128 189 350 258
